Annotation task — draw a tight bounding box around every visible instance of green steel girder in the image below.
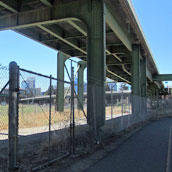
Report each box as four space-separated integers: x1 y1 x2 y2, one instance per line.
0 0 132 52
140 57 147 98
132 44 141 96
106 58 131 65
104 5 132 52
0 1 85 30
77 61 87 110
153 74 172 81
0 0 18 13
40 0 52 7
131 44 141 115
56 52 69 112
146 67 153 81
107 67 131 84
66 20 132 78
38 25 86 54
86 0 106 128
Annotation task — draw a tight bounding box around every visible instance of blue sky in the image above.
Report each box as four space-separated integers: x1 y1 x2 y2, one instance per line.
0 0 172 86
132 0 172 74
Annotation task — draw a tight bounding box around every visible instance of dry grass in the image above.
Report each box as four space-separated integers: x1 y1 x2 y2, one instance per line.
0 105 129 131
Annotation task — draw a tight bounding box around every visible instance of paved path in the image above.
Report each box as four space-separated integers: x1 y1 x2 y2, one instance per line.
86 118 172 172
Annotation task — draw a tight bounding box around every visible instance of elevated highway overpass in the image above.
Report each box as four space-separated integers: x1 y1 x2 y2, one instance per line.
0 0 171 129
19 90 131 104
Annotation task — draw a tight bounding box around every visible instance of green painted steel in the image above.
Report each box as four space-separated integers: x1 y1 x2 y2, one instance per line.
40 0 52 6
146 67 153 81
0 0 18 13
140 57 147 98
86 0 106 129
56 52 68 112
38 25 87 55
131 44 141 115
153 74 172 81
105 5 132 52
77 61 87 110
140 57 147 115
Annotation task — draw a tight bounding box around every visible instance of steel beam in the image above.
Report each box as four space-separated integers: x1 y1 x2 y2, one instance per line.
146 67 153 81
40 0 52 7
140 57 147 115
105 5 132 52
77 61 87 110
153 74 172 81
140 57 147 97
107 67 131 84
66 21 132 78
0 0 18 13
38 25 87 55
68 20 87 36
131 44 141 115
0 1 83 30
56 52 69 112
86 0 106 129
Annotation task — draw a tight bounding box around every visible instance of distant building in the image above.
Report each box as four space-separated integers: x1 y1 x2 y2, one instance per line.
20 77 42 96
34 88 41 96
26 77 35 89
21 81 27 89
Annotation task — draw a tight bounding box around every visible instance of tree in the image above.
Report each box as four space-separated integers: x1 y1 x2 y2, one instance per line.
45 85 56 95
119 83 129 91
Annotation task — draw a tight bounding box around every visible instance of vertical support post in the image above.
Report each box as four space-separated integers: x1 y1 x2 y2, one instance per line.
48 75 52 159
56 52 68 112
70 66 75 155
77 61 87 110
131 44 141 116
16 65 19 163
140 57 147 116
111 85 113 119
8 62 19 171
87 0 106 129
121 83 124 130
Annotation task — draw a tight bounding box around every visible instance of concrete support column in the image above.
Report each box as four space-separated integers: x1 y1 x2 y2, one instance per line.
131 44 141 115
77 61 87 110
56 52 68 112
140 57 147 115
87 0 106 129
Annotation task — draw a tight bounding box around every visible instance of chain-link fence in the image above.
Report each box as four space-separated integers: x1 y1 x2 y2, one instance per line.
0 65 9 171
105 89 132 120
16 59 88 171
2 61 172 171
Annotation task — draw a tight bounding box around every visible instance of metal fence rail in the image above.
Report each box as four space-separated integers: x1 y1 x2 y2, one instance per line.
1 61 172 171
11 59 86 171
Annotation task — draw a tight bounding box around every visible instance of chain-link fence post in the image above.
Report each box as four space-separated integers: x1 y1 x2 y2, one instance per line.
8 61 19 171
48 75 52 159
121 84 124 130
70 66 75 155
92 85 97 141
111 85 113 119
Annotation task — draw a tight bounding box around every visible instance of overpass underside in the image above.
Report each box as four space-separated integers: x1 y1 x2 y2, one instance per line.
0 0 170 129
